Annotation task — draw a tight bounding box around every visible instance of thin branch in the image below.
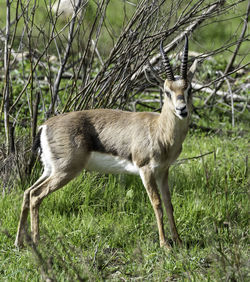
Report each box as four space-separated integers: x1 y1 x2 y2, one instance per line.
48 0 86 117
174 151 214 165
204 2 250 105
192 81 249 103
223 74 235 128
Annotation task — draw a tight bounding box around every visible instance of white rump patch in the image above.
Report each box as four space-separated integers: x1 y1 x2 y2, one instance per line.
85 152 139 175
40 125 54 176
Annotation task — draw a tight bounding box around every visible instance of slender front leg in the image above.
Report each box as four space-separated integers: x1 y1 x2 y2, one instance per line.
139 167 170 248
159 169 182 245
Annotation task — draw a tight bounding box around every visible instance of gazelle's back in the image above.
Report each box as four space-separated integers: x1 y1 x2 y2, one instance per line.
40 109 160 176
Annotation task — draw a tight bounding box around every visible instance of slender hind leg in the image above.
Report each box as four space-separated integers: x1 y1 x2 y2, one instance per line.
29 170 80 244
15 173 50 248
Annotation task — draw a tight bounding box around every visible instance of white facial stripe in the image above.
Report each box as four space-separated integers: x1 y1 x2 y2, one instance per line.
85 152 140 175
174 79 186 87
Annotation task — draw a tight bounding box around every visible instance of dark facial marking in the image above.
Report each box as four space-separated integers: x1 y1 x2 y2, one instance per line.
165 90 171 98
176 95 185 101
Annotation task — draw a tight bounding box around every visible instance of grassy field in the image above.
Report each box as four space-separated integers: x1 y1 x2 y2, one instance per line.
0 0 249 281
0 131 249 280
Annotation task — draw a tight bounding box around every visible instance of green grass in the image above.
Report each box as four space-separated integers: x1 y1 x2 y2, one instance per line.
0 132 249 281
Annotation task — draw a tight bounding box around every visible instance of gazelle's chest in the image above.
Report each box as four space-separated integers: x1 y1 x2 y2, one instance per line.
150 142 183 173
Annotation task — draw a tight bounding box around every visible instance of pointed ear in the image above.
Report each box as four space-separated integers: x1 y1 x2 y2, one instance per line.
187 59 198 82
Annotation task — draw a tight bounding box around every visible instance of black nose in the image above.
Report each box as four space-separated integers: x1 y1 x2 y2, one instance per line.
176 104 188 118
180 112 188 118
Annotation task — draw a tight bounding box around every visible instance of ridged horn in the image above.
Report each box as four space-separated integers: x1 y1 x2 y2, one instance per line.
160 41 175 81
180 35 189 80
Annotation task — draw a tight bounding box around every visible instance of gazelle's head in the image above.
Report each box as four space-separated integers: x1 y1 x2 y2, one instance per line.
160 36 196 120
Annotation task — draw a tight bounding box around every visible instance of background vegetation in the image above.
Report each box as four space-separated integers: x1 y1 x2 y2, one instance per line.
0 0 249 280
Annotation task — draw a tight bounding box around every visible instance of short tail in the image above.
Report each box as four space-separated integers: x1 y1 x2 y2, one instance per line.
32 127 42 153
26 127 43 175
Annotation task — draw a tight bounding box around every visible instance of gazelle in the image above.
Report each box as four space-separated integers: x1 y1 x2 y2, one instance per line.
15 36 197 248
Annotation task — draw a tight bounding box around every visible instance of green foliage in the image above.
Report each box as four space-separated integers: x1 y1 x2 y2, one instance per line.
0 0 137 55
0 133 248 280
192 0 249 63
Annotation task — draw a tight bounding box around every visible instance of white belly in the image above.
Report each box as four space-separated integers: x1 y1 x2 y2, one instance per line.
85 152 140 175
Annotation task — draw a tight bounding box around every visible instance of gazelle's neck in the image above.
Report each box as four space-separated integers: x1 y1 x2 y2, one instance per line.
158 98 190 147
